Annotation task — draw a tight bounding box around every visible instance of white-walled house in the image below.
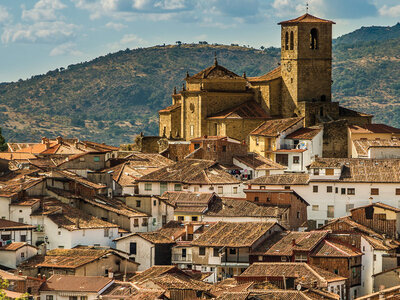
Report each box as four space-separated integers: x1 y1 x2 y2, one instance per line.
0 242 37 269
0 219 35 245
232 153 286 179
39 275 114 300
136 159 243 198
30 198 118 249
248 158 400 228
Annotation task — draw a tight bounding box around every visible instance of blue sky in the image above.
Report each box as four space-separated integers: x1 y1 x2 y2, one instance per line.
0 0 399 83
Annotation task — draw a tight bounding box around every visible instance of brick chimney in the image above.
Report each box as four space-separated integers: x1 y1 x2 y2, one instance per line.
56 136 63 144
292 239 296 246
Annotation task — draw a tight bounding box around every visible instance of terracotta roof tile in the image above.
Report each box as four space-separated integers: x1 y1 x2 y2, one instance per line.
40 274 112 292
188 63 241 80
161 191 214 213
192 221 280 247
339 106 372 118
234 153 286 170
248 66 282 82
353 138 400 157
250 117 304 137
0 219 36 230
278 13 335 25
130 266 181 283
285 127 322 140
311 240 362 257
159 103 181 113
249 173 310 185
0 242 34 251
349 124 400 134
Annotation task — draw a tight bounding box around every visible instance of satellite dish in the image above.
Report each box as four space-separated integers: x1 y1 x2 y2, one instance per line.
296 284 302 291
298 141 307 150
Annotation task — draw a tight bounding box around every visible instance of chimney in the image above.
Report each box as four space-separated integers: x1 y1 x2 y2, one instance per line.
292 239 296 246
37 273 41 278
41 137 48 144
45 141 50 150
42 274 46 281
18 270 22 275
108 270 114 279
56 136 63 144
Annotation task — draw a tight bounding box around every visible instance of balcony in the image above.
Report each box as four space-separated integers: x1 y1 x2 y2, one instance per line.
172 254 192 262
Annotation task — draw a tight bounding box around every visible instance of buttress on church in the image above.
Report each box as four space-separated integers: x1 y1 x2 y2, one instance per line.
158 13 373 158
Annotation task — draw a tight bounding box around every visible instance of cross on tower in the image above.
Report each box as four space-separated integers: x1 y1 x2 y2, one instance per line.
306 2 309 13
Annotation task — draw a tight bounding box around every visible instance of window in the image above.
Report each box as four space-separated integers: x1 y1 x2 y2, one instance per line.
136 200 141 207
69 297 78 300
310 28 318 49
162 215 167 225
134 219 139 227
313 186 318 193
130 242 137 255
327 186 333 193
313 168 319 175
326 168 334 176
20 235 26 242
347 188 355 195
229 248 236 255
190 125 194 137
21 252 25 258
371 188 379 195
191 216 198 221
346 204 354 212
194 143 200 150
58 246 64 249
290 31 294 50
294 254 307 262
256 137 259 145
178 216 184 222
327 205 334 218
335 187 338 193
93 156 100 162
341 188 346 195
142 218 148 226
284 186 290 190
297 211 300 219
58 231 61 236
312 205 319 211
293 156 299 164
174 184 182 191
217 186 223 194
233 187 238 194
18 218 24 223
334 269 338 275
144 183 152 191
153 200 157 206
104 228 109 237
373 254 376 261
396 188 400 195
260 186 266 189
281 256 287 262
222 145 227 152
213 248 219 257
46 296 54 300
80 297 88 300
194 186 199 192
199 247 206 256
285 31 289 50
254 196 259 202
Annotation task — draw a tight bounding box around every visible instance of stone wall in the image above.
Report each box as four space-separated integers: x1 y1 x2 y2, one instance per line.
322 120 348 158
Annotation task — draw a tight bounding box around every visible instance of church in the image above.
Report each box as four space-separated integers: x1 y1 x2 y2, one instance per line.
158 13 372 158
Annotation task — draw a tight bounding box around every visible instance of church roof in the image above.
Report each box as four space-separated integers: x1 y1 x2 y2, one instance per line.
188 61 241 80
248 66 282 82
208 101 270 120
159 103 181 114
279 13 335 25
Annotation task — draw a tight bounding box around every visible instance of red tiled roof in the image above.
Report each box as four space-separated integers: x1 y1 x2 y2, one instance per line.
188 63 241 80
248 66 282 82
234 153 286 170
40 274 112 292
0 219 36 230
208 101 270 120
285 127 322 140
250 117 304 137
311 240 361 258
349 124 400 134
278 13 335 25
159 103 181 113
0 242 34 251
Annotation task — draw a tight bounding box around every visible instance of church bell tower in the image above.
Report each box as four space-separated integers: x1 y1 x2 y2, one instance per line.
279 13 335 119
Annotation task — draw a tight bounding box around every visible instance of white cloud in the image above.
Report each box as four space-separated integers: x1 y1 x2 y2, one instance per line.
0 5 12 24
50 42 83 56
105 22 127 30
22 0 67 22
108 33 147 51
2 21 77 44
379 4 400 17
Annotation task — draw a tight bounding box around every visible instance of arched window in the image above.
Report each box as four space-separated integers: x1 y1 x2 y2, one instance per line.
290 31 294 50
310 28 318 49
285 32 289 50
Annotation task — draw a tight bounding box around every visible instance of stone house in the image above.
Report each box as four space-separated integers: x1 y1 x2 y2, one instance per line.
0 219 35 244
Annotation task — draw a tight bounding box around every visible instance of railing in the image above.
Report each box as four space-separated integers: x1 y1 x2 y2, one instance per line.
172 254 192 262
221 257 249 263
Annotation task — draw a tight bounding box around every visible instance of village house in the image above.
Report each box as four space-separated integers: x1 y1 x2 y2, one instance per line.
0 242 37 269
243 188 309 230
39 274 114 300
190 221 285 282
351 138 400 159
160 191 217 222
0 219 35 244
0 269 45 296
248 158 400 228
136 159 243 198
114 221 186 271
19 247 138 278
348 124 400 158
232 152 286 179
355 284 400 300
30 198 119 249
99 280 167 300
236 262 347 298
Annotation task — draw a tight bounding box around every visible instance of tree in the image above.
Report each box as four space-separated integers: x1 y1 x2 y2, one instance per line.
0 128 7 152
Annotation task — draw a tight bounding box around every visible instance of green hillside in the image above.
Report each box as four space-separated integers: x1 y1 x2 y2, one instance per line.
334 23 400 45
1 25 400 145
